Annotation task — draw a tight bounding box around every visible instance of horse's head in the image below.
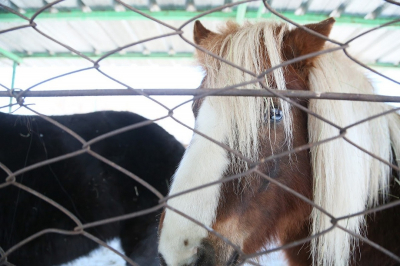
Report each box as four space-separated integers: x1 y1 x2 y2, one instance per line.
158 18 335 266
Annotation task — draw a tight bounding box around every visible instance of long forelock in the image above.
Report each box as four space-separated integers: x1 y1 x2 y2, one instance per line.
197 20 293 168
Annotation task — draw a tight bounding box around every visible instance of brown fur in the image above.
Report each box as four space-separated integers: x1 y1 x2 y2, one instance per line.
282 18 335 70
207 97 313 265
351 167 400 266
194 21 242 70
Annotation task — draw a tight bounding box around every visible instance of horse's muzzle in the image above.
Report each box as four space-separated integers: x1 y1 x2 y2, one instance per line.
194 240 216 265
158 239 216 266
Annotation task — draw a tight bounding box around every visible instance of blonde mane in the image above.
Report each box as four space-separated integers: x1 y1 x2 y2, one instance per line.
197 20 400 266
308 50 400 266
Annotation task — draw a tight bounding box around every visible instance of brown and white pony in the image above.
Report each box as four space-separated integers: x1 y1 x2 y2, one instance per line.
158 18 400 266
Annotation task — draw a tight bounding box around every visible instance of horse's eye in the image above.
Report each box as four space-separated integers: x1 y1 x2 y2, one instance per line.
270 108 283 122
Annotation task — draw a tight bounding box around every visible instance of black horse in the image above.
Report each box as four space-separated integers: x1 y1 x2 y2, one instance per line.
0 111 185 266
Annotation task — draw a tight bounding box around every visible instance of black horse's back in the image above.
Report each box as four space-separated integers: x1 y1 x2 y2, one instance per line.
0 111 184 266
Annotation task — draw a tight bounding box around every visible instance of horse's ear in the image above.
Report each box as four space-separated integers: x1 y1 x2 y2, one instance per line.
283 17 335 68
194 20 214 45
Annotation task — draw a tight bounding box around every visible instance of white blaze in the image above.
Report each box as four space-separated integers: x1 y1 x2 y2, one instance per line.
158 98 230 266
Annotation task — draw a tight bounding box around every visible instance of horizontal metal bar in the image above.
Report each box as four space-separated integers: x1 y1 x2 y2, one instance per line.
1 89 400 102
0 9 399 29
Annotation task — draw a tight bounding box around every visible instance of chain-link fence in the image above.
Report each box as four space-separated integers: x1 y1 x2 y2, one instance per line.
1 0 400 265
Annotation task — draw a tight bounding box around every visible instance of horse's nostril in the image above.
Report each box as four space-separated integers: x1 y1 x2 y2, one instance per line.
226 251 239 266
194 240 216 266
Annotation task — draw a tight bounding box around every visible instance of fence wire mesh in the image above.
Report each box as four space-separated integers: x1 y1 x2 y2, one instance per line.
0 0 400 265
